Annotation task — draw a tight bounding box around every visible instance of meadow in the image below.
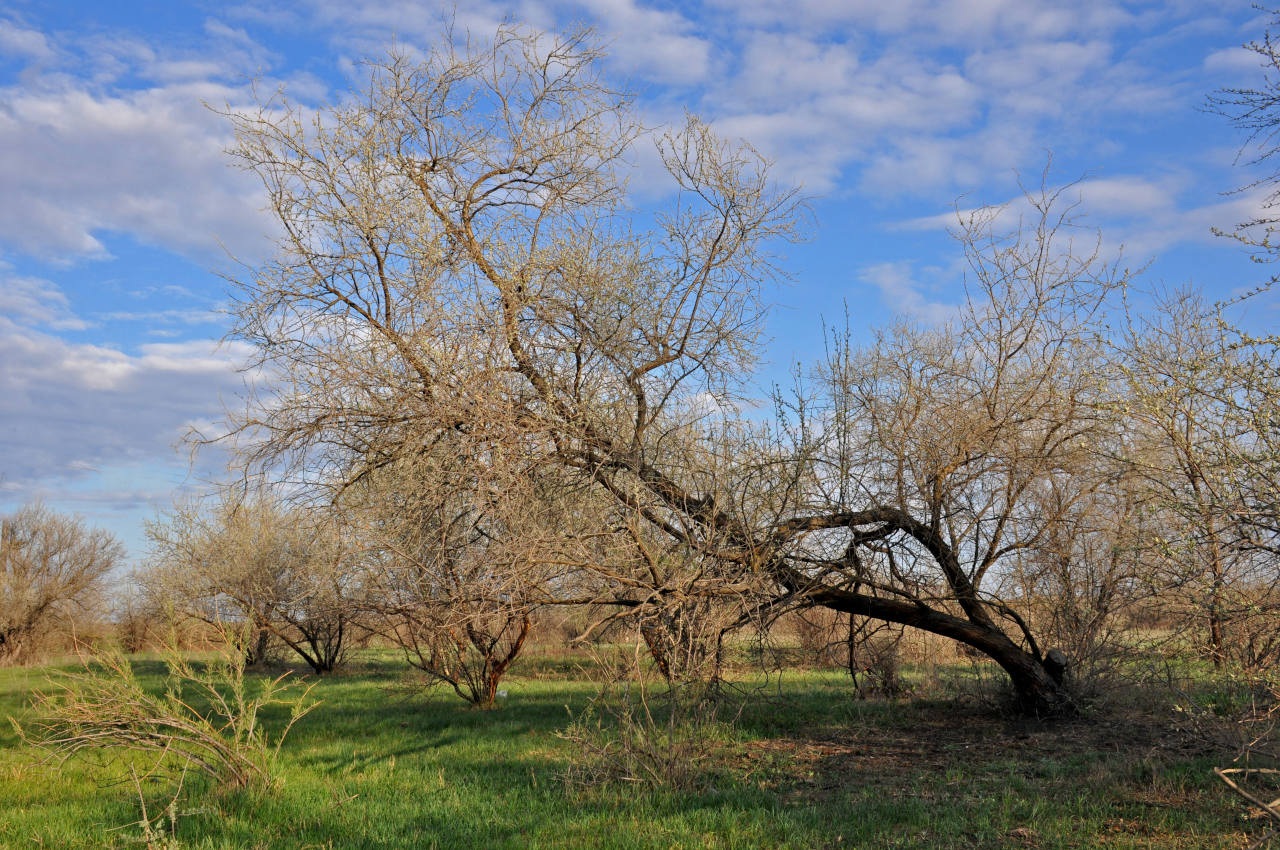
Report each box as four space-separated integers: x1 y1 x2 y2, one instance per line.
0 646 1266 850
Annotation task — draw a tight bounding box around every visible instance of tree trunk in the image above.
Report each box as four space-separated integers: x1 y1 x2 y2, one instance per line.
808 588 1070 716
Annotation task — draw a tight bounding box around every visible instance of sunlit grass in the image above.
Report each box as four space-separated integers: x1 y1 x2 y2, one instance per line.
0 650 1263 849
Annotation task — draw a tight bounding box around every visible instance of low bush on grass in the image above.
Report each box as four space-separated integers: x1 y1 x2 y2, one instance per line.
557 643 741 791
14 628 316 792
558 679 734 791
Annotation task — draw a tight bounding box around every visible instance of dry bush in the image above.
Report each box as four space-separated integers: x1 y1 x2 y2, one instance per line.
144 489 356 674
780 608 910 696
348 450 562 709
785 607 845 667
557 641 735 791
15 626 316 791
847 621 910 698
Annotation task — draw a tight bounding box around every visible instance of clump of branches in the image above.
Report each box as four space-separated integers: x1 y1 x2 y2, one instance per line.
15 626 316 791
143 487 356 674
1216 764 1280 849
349 447 563 709
558 638 736 791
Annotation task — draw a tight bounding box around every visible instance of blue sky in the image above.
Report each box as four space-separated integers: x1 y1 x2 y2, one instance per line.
0 0 1273 561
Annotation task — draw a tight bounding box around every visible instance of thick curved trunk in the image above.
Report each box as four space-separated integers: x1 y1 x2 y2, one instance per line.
807 586 1069 716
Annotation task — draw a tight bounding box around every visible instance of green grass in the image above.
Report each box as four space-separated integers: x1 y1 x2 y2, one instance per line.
0 652 1265 849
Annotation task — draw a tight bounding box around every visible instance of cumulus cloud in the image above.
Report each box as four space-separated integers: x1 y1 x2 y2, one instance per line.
0 18 291 264
573 0 712 84
0 81 276 261
653 0 1196 199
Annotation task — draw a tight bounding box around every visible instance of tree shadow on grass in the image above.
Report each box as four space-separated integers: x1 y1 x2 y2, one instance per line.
158 672 849 849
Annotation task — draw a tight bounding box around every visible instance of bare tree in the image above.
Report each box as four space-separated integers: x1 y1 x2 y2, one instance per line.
765 187 1131 710
0 503 122 664
345 441 559 708
219 25 1125 713
144 488 354 674
1115 290 1280 669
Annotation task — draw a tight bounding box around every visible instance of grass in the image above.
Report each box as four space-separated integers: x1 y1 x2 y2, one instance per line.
0 650 1267 849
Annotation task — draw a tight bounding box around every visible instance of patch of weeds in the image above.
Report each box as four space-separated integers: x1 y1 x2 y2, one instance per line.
16 631 316 792
558 670 739 792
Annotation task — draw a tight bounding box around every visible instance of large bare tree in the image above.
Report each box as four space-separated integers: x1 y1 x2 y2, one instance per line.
221 25 1121 713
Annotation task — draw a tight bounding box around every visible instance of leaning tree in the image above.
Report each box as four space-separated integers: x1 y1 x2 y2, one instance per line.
220 25 1125 713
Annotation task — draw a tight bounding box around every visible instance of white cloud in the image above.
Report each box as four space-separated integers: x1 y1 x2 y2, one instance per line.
203 0 1219 206
574 0 712 84
897 175 1274 266
900 176 1166 231
0 263 92 330
704 0 1137 45
0 320 252 489
286 0 711 85
1204 45 1262 75
0 81 276 261
0 18 296 264
0 19 53 61
701 44 983 192
96 308 223 325
861 261 959 325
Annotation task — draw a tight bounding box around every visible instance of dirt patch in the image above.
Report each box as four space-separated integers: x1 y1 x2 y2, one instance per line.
733 700 1212 799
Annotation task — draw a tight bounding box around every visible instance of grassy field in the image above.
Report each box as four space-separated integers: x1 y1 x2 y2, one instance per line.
0 650 1267 849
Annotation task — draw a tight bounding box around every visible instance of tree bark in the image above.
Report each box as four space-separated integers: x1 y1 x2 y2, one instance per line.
807 586 1070 716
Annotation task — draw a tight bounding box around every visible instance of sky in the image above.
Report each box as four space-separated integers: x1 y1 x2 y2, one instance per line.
0 0 1275 563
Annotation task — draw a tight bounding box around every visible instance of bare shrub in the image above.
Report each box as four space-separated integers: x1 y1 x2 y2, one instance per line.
349 450 558 709
391 604 533 709
112 583 165 655
16 626 316 791
846 619 909 698
144 489 356 674
787 607 845 668
564 515 761 685
558 642 735 791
